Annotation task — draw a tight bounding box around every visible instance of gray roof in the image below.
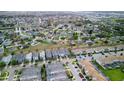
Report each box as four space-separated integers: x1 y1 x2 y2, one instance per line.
1 55 12 64
58 48 70 56
45 50 52 59
46 63 68 81
0 32 4 38
0 38 4 44
25 52 32 61
0 47 4 54
17 54 25 63
12 53 25 63
20 67 41 81
51 49 59 58
2 39 12 46
32 52 39 61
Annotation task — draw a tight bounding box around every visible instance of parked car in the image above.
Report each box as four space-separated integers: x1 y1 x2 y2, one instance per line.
79 73 84 78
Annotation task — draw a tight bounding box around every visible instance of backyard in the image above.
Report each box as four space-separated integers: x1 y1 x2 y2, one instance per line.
92 60 124 81
103 69 124 81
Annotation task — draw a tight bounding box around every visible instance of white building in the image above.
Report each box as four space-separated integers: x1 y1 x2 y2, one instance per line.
39 51 45 61
25 52 32 62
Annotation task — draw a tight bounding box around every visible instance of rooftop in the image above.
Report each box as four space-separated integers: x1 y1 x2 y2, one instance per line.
20 67 41 81
46 62 68 81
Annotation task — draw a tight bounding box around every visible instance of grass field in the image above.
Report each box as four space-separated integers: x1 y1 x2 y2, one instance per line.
103 69 124 81
92 60 124 81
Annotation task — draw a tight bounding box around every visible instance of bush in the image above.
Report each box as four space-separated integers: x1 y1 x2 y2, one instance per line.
73 32 78 40
86 75 92 81
120 65 124 73
24 60 29 64
0 61 6 69
10 60 18 66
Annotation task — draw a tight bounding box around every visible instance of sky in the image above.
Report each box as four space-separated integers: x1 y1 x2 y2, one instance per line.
0 0 124 11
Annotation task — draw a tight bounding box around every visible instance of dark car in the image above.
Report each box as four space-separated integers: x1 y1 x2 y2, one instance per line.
23 45 29 49
79 73 84 78
82 78 86 81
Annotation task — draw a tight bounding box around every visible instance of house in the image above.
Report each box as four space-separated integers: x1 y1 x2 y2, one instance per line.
39 51 45 61
0 47 4 54
51 49 59 58
2 39 12 47
63 48 70 56
70 40 76 46
45 50 52 59
85 40 94 46
1 55 12 65
16 53 25 64
25 52 32 62
32 52 39 62
0 32 4 44
58 48 70 57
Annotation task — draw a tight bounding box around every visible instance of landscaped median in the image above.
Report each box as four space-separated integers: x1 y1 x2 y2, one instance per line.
66 69 75 80
63 63 75 80
41 64 47 81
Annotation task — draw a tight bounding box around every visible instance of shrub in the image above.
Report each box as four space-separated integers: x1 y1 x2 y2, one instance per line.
0 61 6 69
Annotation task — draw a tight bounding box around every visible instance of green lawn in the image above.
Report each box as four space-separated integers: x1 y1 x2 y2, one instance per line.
92 60 124 81
103 69 124 81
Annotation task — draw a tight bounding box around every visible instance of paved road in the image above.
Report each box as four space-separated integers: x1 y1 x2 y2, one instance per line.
7 67 15 81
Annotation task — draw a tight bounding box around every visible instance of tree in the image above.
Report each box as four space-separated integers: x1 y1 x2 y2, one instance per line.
73 32 78 40
24 60 29 64
20 39 25 44
120 65 124 73
11 51 15 55
0 61 6 69
88 30 93 36
104 40 109 44
82 68 86 75
41 64 47 81
3 52 7 56
61 37 65 40
10 60 18 66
